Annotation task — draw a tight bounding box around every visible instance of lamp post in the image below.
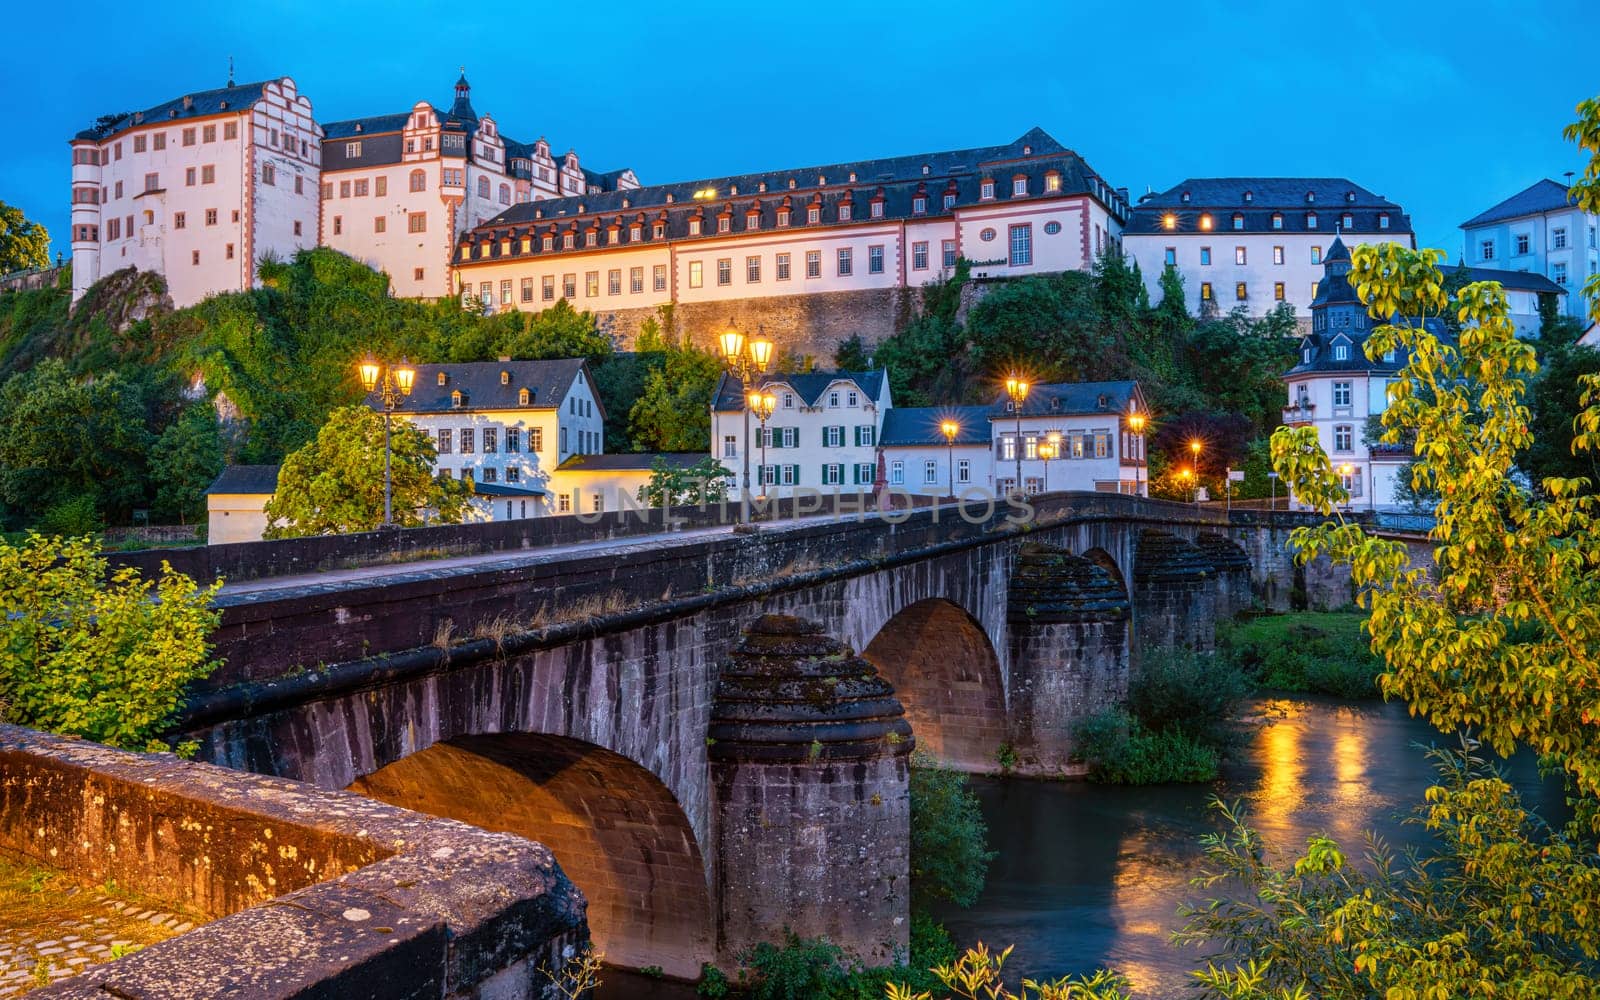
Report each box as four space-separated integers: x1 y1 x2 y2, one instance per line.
1127 406 1147 498
1181 467 1195 504
940 420 959 499
1040 432 1061 493
750 390 776 500
718 323 774 524
1338 462 1354 511
357 355 417 528
1004 374 1030 497
1189 438 1203 507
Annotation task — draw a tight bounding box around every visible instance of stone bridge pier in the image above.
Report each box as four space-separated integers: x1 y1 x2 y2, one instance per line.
172 494 1355 981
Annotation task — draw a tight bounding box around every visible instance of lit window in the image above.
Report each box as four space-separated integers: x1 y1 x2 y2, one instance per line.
1234 246 1246 265
689 260 703 288
1200 282 1213 301
1235 282 1248 300
1045 173 1061 192
1273 245 1284 265
1274 282 1285 301
1162 213 1176 230
1311 246 1322 265
1199 214 1213 231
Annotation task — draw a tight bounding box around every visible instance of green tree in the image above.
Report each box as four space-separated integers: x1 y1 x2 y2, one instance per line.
495 298 612 362
0 359 152 526
908 753 995 912
0 534 220 750
0 201 50 274
1524 342 1600 487
628 340 723 451
635 456 732 507
149 403 224 524
263 405 470 537
834 333 873 371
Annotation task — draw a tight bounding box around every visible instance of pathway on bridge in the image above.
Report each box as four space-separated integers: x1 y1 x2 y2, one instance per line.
216 508 923 599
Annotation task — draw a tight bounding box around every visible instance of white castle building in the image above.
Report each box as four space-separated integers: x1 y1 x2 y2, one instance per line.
68 73 635 308
1124 178 1414 320
69 77 321 308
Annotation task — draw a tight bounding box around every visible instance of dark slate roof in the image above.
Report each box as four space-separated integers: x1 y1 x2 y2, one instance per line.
1459 180 1574 229
555 452 705 471
1284 317 1445 377
712 370 887 412
456 128 1128 266
879 406 992 446
1126 177 1410 236
1440 264 1565 295
205 464 280 496
989 380 1144 419
321 112 413 141
471 480 548 497
367 359 596 416
76 80 280 142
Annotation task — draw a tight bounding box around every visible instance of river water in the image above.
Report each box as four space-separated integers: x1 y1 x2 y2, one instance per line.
601 695 1570 999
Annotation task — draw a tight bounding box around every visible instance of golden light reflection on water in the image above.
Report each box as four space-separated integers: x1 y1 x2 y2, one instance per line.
1256 698 1306 818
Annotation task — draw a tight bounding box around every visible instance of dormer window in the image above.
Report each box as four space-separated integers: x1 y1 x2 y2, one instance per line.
1232 213 1244 230
631 224 643 240
913 196 927 214
1181 191 1191 203
1243 190 1253 203
500 370 510 385
942 193 955 209
563 233 575 249
437 372 447 386
1045 173 1061 193
1306 212 1318 229
921 164 930 175
980 180 995 200
777 208 791 227
1013 176 1028 196
806 206 820 224
519 387 531 405
871 200 885 218
747 211 760 230
1383 347 1396 363
1199 213 1213 231
1271 213 1283 230
718 216 731 233
1341 213 1353 230
1378 213 1390 230
689 219 702 236
585 231 598 247
1346 191 1356 203
1306 191 1316 203
1303 347 1313 363
838 204 851 222
452 389 464 407
1333 343 1350 361
542 235 554 251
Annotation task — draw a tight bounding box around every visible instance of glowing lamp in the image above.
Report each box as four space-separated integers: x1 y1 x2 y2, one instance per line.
718 327 745 363
393 358 415 396
749 334 774 371
358 356 381 393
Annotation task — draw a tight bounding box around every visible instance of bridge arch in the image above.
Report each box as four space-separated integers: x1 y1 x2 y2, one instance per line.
345 732 714 979
860 598 1008 771
1078 546 1127 597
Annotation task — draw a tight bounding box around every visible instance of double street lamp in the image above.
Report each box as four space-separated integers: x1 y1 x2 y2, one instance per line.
750 389 777 500
1039 432 1061 493
1004 374 1030 497
718 324 774 523
1127 405 1148 497
940 420 960 499
357 355 417 528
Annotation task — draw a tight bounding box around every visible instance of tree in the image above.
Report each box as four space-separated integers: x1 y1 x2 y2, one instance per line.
636 456 732 507
834 332 873 371
628 340 723 452
0 201 49 274
495 298 612 362
908 753 995 912
263 405 470 537
0 534 220 750
1524 342 1600 487
149 403 224 525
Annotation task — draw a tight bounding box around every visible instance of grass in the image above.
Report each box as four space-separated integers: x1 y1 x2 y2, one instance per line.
1219 612 1382 699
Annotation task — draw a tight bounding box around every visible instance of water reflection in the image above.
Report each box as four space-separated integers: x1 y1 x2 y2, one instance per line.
598 696 1569 1000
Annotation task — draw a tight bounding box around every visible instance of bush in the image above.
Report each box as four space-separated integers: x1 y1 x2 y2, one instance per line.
34 494 102 537
1071 708 1220 784
1126 647 1251 753
732 915 958 1000
1219 613 1380 699
909 753 995 911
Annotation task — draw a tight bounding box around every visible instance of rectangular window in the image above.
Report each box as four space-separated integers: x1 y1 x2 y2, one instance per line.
1273 245 1284 265
173 212 186 229
201 164 215 185
781 426 798 447
1234 246 1247 265
482 427 498 454
506 428 521 453
608 269 622 295
225 243 235 260
1481 239 1495 261
630 267 644 293
437 429 452 455
824 426 844 448
1236 282 1248 300
143 172 159 193
1334 425 1353 451
653 264 667 291
1515 233 1530 255
542 276 555 300
563 274 576 298
185 168 196 187
1333 381 1352 407
912 242 929 270
408 213 426 233
375 176 386 196
205 208 218 226
717 258 732 285
806 250 821 278
837 248 852 276
923 459 939 485
530 428 544 452
460 428 475 454
689 260 703 288
521 277 534 302
822 464 843 486
133 135 146 153
1554 262 1568 285
191 250 200 265
1274 282 1285 301
890 461 904 485
223 121 237 140
942 240 957 269
1200 282 1213 301
353 179 368 197
1094 431 1110 458
1553 227 1568 250
182 128 196 146
723 435 738 459
1164 247 1176 266
774 253 791 281
746 256 761 282
1009 224 1033 266
585 271 599 297
957 459 971 484
261 163 275 186
1200 247 1212 266
414 268 425 282
1311 246 1323 265
868 245 884 274
855 425 875 447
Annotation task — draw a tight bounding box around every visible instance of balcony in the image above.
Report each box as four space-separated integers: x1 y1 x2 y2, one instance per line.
1282 402 1315 424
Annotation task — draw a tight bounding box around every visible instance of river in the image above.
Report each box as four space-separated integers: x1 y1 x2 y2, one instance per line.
600 695 1570 999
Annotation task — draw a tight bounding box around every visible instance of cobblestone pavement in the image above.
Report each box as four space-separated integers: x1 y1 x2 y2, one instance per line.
0 895 190 996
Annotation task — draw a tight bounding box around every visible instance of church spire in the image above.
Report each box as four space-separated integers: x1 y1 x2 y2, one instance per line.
451 67 476 120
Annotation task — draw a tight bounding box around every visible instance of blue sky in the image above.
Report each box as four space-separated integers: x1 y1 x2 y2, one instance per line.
3 0 1596 263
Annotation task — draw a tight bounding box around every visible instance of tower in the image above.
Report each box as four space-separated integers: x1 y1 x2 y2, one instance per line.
68 137 103 300
451 69 476 121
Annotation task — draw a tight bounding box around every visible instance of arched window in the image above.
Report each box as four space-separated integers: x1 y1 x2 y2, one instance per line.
409 169 426 192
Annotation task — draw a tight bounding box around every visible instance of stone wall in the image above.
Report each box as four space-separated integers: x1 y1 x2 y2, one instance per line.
0 726 586 1000
0 265 66 294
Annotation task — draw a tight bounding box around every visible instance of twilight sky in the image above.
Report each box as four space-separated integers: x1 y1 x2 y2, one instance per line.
3 0 1596 263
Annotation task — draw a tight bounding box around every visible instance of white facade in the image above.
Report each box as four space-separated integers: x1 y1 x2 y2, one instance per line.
70 78 321 307
990 407 1147 496
1281 366 1405 509
711 371 892 499
1460 179 1598 322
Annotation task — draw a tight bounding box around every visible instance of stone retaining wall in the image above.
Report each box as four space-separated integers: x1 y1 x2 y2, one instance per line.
0 726 586 1000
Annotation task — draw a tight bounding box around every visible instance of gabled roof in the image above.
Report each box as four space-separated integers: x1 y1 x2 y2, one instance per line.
205 464 281 496
1459 180 1575 229
555 453 705 472
321 112 415 141
989 380 1143 419
1126 177 1409 236
76 80 281 142
879 406 992 446
1285 315 1446 376
369 359 598 417
470 481 548 497
712 370 887 412
1439 264 1565 296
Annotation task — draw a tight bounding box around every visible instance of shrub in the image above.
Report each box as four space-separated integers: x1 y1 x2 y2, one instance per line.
740 931 851 1000
1126 647 1251 753
34 494 102 537
909 752 995 911
1218 613 1380 698
1071 708 1220 784
735 915 958 1000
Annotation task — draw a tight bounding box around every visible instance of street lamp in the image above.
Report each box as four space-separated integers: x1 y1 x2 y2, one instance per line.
1004 374 1030 497
940 420 960 499
1127 405 1148 498
1338 462 1354 510
1189 438 1203 506
750 389 777 500
1039 436 1059 493
1180 467 1195 505
718 323 774 523
357 354 416 528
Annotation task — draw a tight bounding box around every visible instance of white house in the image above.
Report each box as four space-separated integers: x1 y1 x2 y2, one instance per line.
711 369 892 499
1439 264 1565 339
70 77 321 308
1281 237 1446 510
204 464 280 544
1460 179 1598 321
449 128 1128 325
990 381 1149 497
369 358 605 519
1124 178 1414 320
549 452 708 515
878 405 993 497
319 72 637 300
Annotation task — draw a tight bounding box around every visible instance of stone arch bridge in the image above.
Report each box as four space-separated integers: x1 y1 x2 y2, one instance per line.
173 494 1358 981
